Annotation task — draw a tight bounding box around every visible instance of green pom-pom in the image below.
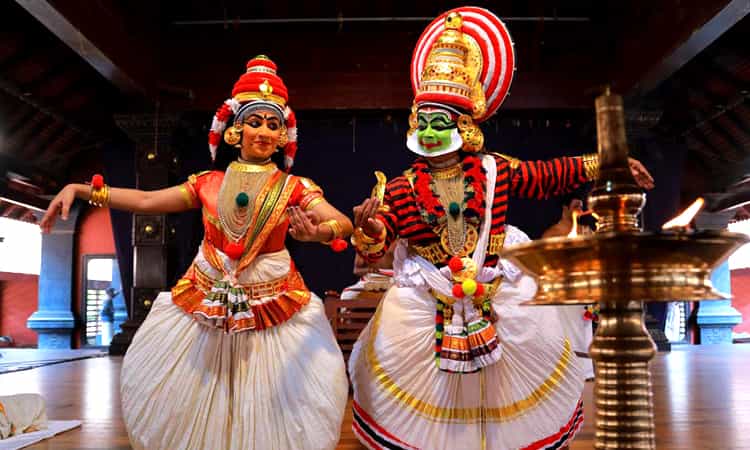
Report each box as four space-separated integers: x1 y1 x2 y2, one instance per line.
235 192 249 207
448 201 461 216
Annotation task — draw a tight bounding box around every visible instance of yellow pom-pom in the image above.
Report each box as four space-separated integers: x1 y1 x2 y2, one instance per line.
462 279 477 296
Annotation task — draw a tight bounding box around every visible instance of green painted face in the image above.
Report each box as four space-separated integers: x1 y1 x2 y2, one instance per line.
416 111 456 153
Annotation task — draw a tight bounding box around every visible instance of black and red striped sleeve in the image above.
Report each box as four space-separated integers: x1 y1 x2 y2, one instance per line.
509 156 590 200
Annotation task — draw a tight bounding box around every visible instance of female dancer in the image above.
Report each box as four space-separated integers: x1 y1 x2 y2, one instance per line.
40 56 351 450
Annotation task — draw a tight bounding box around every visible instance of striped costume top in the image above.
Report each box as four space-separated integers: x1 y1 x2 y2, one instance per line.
361 151 597 268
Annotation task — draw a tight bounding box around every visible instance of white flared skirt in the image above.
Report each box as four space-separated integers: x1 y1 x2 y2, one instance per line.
121 290 348 450
349 275 585 450
556 306 595 380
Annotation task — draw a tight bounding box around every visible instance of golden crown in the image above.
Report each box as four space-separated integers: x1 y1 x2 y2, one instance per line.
417 12 486 118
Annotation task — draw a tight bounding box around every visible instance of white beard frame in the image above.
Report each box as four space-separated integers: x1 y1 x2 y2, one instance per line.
406 128 463 157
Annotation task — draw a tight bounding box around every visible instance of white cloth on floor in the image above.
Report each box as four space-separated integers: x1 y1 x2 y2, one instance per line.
0 420 80 450
0 394 47 440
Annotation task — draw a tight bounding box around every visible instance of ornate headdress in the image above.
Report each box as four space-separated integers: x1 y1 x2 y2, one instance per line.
208 55 298 171
409 7 515 152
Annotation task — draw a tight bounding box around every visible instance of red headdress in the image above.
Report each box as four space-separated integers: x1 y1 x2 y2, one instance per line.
410 7 515 123
208 55 298 171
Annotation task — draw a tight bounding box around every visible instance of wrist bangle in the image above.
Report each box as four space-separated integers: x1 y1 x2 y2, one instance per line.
321 219 343 245
88 174 110 208
351 225 386 254
582 153 599 180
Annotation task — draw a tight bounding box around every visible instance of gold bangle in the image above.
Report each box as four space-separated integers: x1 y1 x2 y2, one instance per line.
351 225 386 254
582 153 599 180
355 239 385 255
89 184 110 208
321 219 342 244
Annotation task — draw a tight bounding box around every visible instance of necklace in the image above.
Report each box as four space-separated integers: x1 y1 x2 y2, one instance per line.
231 158 276 173
431 163 463 180
410 154 486 256
433 172 466 255
217 161 276 243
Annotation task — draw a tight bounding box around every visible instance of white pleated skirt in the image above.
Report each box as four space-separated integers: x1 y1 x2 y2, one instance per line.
556 306 595 380
121 290 348 450
349 274 585 450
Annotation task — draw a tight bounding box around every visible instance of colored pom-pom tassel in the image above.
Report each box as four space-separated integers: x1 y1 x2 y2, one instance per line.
462 279 477 296
452 283 465 298
330 238 348 252
474 283 485 298
448 256 464 273
91 174 104 189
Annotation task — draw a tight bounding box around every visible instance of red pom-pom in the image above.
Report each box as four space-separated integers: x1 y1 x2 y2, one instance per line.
474 283 485 298
91 174 104 189
224 242 244 260
452 283 465 298
448 257 464 273
330 238 348 253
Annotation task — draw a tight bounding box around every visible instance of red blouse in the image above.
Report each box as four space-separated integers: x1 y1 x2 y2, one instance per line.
170 168 325 332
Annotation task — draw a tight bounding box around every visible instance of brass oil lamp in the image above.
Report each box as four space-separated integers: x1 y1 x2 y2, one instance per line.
500 89 749 449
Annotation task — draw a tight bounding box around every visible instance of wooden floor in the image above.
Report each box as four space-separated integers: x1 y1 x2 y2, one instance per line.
1 345 749 449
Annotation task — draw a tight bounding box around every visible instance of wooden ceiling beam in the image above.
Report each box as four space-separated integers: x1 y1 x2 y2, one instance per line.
696 122 744 161
613 0 750 99
688 127 739 163
0 180 49 213
725 107 750 136
20 120 65 160
15 0 158 98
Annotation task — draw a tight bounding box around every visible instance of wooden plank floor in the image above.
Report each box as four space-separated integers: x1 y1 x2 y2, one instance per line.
1 345 749 449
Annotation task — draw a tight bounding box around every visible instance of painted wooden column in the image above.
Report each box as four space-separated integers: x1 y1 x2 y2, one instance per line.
695 210 743 344
27 203 82 348
109 114 177 355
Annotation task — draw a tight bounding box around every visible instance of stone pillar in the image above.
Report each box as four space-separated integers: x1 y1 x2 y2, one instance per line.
27 203 82 348
109 114 177 355
694 209 743 344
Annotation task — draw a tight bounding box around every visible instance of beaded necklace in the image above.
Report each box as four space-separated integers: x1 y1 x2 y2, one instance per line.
217 159 277 243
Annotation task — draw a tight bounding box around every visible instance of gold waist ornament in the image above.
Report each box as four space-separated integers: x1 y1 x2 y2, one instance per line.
413 229 505 264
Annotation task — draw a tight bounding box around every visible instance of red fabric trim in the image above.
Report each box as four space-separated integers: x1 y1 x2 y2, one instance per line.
414 92 474 112
352 421 383 450
232 73 289 101
246 58 277 71
352 401 418 449
171 273 311 332
522 399 584 450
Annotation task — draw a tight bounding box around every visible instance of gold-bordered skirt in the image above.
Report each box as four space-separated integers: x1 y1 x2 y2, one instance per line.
349 274 585 450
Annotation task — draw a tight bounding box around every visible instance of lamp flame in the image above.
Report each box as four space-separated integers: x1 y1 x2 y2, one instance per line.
662 198 705 231
568 210 597 237
568 211 580 238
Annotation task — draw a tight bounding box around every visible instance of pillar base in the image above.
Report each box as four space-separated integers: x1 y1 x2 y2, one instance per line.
27 310 75 349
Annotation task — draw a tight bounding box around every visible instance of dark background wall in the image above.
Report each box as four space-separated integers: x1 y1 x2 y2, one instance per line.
147 109 599 297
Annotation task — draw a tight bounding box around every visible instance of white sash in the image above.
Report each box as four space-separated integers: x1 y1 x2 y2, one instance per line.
394 154 498 293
